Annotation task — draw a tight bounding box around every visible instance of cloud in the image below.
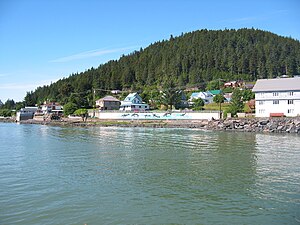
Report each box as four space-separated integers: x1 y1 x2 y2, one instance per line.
0 79 57 90
220 10 288 24
49 46 137 63
220 16 260 23
0 79 60 101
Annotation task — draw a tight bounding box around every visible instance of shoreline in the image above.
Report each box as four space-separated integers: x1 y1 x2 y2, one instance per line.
1 117 300 134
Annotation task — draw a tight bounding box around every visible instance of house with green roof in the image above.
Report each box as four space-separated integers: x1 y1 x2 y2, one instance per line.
208 90 222 96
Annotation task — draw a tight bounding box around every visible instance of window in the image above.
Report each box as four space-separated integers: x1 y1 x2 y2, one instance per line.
259 101 264 105
273 92 279 96
288 109 294 114
273 100 279 104
288 100 294 104
289 92 294 96
259 109 265 114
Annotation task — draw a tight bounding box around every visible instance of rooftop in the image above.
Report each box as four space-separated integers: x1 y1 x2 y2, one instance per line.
208 90 222 95
252 77 300 92
124 92 140 101
97 96 120 102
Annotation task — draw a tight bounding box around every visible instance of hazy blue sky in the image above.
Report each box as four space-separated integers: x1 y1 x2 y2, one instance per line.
0 0 299 102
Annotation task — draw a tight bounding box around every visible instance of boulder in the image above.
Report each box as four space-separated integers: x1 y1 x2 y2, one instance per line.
259 120 269 125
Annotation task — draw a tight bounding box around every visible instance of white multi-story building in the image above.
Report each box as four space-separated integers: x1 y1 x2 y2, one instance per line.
41 102 63 114
252 77 300 117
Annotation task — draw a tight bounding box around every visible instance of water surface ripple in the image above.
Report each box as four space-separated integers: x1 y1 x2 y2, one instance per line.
0 123 299 224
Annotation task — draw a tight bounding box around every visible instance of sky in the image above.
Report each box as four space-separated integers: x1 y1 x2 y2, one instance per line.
0 0 299 102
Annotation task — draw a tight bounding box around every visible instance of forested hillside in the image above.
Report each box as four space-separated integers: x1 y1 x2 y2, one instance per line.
24 28 300 106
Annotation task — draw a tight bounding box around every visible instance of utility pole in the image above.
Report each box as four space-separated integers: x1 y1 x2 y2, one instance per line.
219 78 222 119
93 89 96 118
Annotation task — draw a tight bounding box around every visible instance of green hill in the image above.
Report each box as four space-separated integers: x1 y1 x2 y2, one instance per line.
24 28 300 106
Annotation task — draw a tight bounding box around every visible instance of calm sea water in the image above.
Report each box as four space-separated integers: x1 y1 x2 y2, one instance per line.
0 123 299 225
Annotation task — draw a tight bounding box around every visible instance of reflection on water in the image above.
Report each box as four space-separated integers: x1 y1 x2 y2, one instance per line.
0 123 299 224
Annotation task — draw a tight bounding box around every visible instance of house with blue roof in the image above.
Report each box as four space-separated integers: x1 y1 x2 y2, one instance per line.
120 93 149 111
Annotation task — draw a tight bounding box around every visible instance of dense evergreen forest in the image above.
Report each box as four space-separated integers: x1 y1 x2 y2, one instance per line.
24 28 300 106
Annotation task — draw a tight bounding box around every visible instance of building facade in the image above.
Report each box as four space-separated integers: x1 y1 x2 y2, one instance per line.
120 93 149 111
189 92 214 104
96 96 120 110
252 78 300 117
41 102 63 114
16 107 38 121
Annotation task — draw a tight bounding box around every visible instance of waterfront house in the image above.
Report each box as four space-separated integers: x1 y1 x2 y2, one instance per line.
16 106 38 121
252 77 300 117
190 91 214 104
189 91 214 104
96 96 120 110
41 102 63 114
120 93 149 111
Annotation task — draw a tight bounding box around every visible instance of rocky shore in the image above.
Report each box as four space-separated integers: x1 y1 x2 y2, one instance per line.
2 116 300 134
206 117 300 133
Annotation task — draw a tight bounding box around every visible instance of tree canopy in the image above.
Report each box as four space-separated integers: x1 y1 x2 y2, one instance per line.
23 28 300 106
74 108 88 121
213 94 225 104
192 98 205 110
229 89 244 115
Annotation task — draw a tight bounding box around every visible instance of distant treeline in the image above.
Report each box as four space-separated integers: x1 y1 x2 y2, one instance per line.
24 28 300 106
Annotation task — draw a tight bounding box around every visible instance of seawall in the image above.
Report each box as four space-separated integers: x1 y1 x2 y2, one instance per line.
206 117 300 134
2 117 300 134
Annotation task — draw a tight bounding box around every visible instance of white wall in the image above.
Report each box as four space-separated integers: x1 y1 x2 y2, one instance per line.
255 91 300 117
96 111 220 120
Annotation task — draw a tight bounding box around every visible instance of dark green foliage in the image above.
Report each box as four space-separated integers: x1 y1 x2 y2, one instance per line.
24 91 37 106
140 85 161 109
0 109 12 117
213 94 225 104
68 93 90 108
2 99 15 109
222 87 234 93
23 28 300 106
192 98 204 110
229 89 244 116
15 102 25 111
0 99 24 113
160 79 182 110
206 80 223 91
74 108 88 121
63 102 78 116
242 89 255 101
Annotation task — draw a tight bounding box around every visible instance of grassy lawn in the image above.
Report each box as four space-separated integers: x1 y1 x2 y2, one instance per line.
203 102 231 111
204 102 254 113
